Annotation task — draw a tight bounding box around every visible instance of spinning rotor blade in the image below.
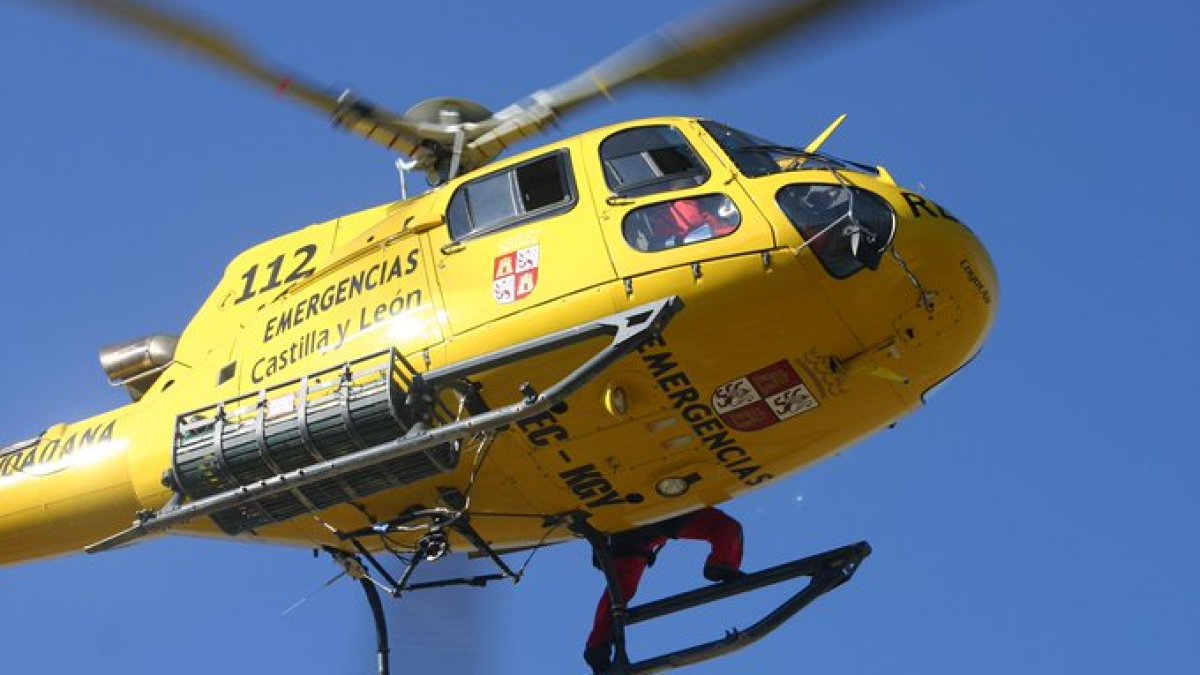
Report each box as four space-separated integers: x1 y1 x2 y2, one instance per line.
35 0 919 182
41 0 432 162
469 0 890 165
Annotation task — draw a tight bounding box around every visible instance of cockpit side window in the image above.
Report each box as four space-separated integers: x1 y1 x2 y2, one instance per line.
622 194 741 252
600 126 709 198
448 150 575 240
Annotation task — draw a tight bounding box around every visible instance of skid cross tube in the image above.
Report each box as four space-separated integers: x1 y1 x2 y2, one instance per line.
86 297 682 554
579 523 871 675
351 512 523 597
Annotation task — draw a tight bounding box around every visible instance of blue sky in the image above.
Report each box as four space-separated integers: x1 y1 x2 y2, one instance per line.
0 0 1196 673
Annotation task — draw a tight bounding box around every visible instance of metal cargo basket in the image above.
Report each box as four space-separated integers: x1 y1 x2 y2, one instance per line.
172 349 458 535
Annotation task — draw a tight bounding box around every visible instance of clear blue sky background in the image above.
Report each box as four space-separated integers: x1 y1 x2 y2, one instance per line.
0 1 1196 673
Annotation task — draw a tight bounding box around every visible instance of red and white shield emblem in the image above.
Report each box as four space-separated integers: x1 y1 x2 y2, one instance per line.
493 245 539 304
711 360 819 431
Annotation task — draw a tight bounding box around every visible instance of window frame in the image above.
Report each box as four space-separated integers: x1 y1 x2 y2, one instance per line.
447 149 578 242
599 125 711 198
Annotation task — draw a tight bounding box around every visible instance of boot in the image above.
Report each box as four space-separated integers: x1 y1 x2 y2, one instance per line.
703 563 746 583
583 644 612 674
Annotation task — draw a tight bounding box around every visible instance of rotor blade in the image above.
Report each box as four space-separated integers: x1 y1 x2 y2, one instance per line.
469 0 895 163
39 0 429 160
552 0 886 109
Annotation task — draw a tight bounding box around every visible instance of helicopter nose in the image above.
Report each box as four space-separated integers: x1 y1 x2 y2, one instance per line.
778 181 999 396
880 201 998 395
773 181 997 393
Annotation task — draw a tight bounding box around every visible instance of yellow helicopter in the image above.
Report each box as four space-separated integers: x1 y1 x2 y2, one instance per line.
0 0 996 672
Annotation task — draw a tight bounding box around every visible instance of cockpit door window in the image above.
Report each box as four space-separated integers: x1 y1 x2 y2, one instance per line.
622 194 741 252
447 151 575 241
427 141 616 335
600 126 709 197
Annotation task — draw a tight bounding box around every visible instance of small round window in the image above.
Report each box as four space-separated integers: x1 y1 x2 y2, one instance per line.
622 194 740 252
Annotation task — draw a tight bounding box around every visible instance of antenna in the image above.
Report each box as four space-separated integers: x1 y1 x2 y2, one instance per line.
395 157 417 200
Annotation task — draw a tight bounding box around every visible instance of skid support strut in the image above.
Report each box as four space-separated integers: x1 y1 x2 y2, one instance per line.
359 577 391 675
572 515 871 674
325 549 392 675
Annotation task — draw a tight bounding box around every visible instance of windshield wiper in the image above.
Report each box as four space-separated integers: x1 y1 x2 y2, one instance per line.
728 143 808 155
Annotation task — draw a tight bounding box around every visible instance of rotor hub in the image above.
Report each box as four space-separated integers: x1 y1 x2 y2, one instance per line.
402 98 493 127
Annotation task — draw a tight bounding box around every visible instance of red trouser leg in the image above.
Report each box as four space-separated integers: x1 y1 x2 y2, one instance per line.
586 556 650 649
674 507 744 571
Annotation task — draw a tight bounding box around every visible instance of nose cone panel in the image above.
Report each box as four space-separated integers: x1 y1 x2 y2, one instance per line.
879 201 998 398
897 206 997 351
776 178 998 401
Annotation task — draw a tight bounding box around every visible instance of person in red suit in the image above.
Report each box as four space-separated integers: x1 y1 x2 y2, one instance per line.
583 507 745 673
631 195 741 251
646 197 738 246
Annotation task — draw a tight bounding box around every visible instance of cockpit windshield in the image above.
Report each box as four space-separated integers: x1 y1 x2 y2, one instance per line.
699 120 879 179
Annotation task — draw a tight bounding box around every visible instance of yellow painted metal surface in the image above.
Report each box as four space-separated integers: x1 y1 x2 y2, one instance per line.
0 117 997 565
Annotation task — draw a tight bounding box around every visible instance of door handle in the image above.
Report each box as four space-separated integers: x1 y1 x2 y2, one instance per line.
440 241 465 255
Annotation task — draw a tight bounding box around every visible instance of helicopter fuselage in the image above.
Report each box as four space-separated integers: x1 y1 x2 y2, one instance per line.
0 116 997 565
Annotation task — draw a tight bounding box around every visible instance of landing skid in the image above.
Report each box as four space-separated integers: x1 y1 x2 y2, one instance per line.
332 519 870 675
572 516 871 674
